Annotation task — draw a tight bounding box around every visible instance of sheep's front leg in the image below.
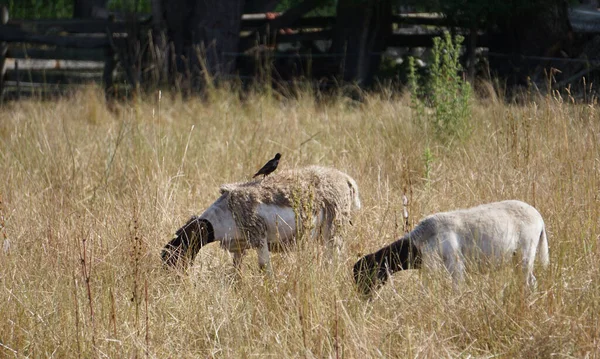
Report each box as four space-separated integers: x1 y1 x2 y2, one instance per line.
232 250 246 272
257 237 273 276
445 256 466 288
440 237 465 287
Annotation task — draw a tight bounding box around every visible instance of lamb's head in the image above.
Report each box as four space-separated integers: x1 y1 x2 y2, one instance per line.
162 216 215 269
353 238 421 296
353 253 388 296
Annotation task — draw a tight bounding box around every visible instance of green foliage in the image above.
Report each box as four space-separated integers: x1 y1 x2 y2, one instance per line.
107 0 151 13
403 0 564 27
408 32 472 142
428 33 472 140
2 0 151 19
5 0 73 19
407 56 425 120
275 0 337 17
423 146 434 183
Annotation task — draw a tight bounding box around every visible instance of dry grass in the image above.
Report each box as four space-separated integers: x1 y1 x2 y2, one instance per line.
0 85 599 358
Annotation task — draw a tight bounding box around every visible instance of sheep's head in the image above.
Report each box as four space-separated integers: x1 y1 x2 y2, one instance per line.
353 238 421 296
353 253 387 296
162 216 215 270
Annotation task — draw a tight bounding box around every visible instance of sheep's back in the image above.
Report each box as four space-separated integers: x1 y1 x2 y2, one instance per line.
222 165 358 214
412 200 544 261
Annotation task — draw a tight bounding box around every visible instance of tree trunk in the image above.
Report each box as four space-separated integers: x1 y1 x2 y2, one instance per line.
192 1 245 77
162 0 244 89
73 0 108 18
329 0 391 86
151 0 164 30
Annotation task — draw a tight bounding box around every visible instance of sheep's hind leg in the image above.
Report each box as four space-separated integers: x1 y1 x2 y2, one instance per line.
522 244 538 288
321 209 343 262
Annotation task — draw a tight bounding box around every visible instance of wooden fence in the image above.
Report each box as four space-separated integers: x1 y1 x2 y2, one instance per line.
0 7 149 100
0 7 480 101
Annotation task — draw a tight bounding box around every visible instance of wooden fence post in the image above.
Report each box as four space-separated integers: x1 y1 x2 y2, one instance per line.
467 22 477 82
15 60 20 101
103 16 116 100
0 6 9 103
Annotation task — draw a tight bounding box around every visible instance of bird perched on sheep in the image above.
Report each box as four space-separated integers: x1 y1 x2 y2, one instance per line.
354 200 549 295
162 165 361 274
253 153 281 178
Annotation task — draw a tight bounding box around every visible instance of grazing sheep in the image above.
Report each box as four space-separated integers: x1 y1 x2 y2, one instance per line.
354 200 549 294
162 165 361 273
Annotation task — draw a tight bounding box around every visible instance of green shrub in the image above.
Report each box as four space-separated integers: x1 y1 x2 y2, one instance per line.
408 32 472 142
3 0 152 19
6 0 73 19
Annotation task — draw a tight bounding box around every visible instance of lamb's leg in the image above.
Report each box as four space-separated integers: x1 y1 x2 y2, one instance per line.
445 255 465 287
440 238 465 287
522 243 538 288
257 237 273 276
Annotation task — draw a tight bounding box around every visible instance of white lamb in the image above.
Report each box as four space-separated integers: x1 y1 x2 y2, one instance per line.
353 200 549 294
162 165 361 273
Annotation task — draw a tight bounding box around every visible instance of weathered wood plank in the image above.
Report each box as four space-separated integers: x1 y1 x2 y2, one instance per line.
1 86 74 101
8 47 105 61
4 69 103 84
6 12 151 34
239 0 325 51
3 81 75 88
3 58 103 70
6 19 126 34
240 16 335 31
0 26 109 48
391 14 448 27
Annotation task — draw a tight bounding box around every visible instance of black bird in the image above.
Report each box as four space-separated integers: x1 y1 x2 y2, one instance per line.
253 153 281 178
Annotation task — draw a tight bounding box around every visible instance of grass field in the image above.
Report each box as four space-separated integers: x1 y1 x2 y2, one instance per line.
0 85 599 358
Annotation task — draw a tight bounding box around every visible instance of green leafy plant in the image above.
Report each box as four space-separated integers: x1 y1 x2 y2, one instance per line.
408 32 472 142
7 0 73 19
407 56 425 121
423 146 434 183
